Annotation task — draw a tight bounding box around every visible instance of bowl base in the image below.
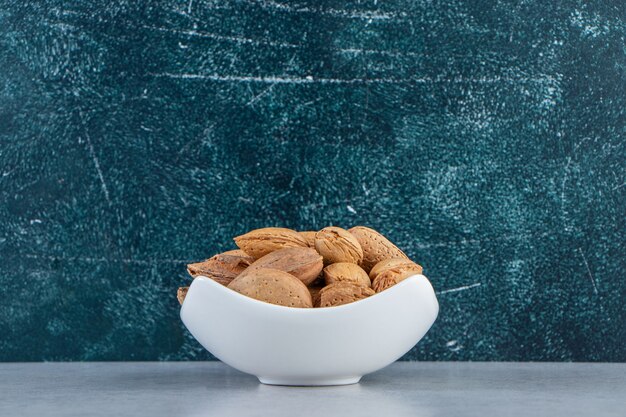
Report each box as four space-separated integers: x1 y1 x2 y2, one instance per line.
258 376 361 386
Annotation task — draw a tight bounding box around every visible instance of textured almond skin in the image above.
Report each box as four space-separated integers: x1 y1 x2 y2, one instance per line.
243 247 323 286
228 268 313 308
372 269 418 293
318 282 375 307
177 287 189 305
187 250 254 286
348 226 409 272
324 262 371 287
369 258 422 280
315 226 363 264
309 286 323 307
234 227 308 259
299 231 317 248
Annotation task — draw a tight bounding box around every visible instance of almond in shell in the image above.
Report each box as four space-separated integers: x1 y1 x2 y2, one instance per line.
372 269 419 293
348 226 409 272
369 258 422 281
243 247 323 286
315 226 363 265
318 282 375 307
228 268 313 308
187 249 254 286
323 262 371 287
177 287 189 305
234 227 308 259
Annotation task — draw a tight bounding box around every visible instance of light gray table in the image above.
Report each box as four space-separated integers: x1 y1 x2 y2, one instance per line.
1 362 624 416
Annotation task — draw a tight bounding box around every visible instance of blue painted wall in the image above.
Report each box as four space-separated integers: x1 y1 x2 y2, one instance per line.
1 1 624 361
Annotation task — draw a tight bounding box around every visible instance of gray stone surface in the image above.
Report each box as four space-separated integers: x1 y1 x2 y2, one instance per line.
0 1 625 362
1 362 624 417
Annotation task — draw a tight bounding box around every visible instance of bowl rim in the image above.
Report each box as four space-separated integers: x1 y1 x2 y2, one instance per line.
182 274 436 316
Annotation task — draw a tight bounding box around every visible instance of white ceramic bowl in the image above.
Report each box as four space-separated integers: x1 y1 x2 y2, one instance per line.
180 274 439 386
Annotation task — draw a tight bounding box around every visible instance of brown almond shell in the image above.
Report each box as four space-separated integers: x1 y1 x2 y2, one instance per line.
243 247 323 286
187 250 254 286
234 227 308 259
177 287 189 305
348 226 409 272
369 258 422 280
318 282 375 308
372 269 418 293
323 262 371 287
314 226 363 265
228 268 313 308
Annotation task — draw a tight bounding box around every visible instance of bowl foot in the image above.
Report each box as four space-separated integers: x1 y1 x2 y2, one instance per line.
258 376 361 386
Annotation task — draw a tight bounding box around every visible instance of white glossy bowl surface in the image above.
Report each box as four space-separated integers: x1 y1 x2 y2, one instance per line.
180 274 438 386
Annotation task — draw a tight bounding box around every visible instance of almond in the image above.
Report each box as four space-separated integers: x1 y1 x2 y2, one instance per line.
177 287 189 305
318 282 375 307
315 226 363 265
369 258 422 281
228 268 313 308
187 250 254 286
323 262 370 287
234 227 308 259
372 269 418 293
348 226 409 272
243 247 323 286
299 231 317 248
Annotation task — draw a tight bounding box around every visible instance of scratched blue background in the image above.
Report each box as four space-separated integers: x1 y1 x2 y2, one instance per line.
1 1 625 361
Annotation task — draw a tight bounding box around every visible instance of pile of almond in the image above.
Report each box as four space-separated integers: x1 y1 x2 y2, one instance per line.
177 226 423 308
